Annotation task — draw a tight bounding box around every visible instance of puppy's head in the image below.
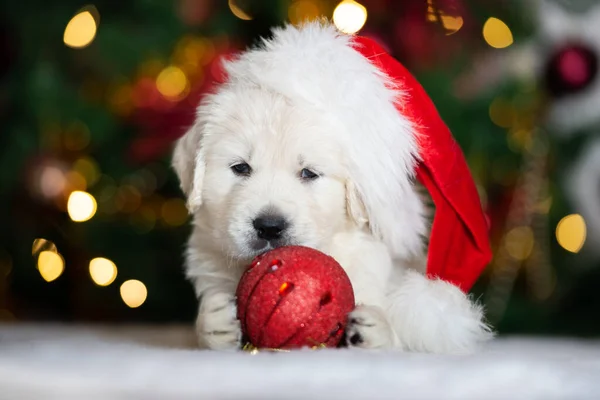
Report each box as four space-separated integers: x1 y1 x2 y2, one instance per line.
173 85 366 260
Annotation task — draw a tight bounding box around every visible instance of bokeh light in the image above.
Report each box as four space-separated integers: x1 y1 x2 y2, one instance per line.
66 170 88 192
507 129 534 153
39 166 67 199
161 198 189 226
37 251 65 282
288 0 322 25
536 196 553 215
32 239 57 256
73 157 100 187
483 17 513 49
229 0 252 20
115 185 142 213
67 190 97 222
333 1 367 35
440 15 463 36
108 83 134 116
63 8 98 49
156 66 189 100
504 226 535 261
426 0 463 36
120 279 148 308
89 257 118 287
556 214 586 253
173 36 210 75
489 97 515 128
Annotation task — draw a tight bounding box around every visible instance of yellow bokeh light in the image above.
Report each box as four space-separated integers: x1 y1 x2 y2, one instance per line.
333 1 367 34
426 0 437 22
426 1 463 36
173 36 205 72
440 15 463 36
63 11 98 49
120 279 148 308
289 0 322 25
37 251 65 282
73 157 100 187
229 0 252 20
67 190 97 222
483 17 513 49
556 214 586 253
535 196 553 214
66 170 88 192
489 97 514 128
32 238 57 256
108 83 134 116
89 257 118 287
504 226 534 261
156 66 189 100
161 198 189 226
507 129 534 153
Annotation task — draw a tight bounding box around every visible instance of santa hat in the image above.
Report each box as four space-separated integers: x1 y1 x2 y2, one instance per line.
215 22 492 293
351 36 492 292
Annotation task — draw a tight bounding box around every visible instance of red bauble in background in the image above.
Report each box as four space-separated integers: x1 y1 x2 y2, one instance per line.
236 246 355 349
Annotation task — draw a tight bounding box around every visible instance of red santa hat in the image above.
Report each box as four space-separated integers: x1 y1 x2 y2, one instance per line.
352 36 492 292
214 22 492 293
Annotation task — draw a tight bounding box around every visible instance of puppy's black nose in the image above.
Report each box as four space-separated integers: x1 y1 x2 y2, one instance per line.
253 215 287 241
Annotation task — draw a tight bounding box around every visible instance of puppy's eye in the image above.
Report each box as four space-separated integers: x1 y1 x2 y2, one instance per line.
231 163 252 176
300 168 319 181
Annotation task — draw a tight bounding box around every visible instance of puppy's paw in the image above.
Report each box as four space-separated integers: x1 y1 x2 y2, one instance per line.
345 305 396 349
196 291 241 350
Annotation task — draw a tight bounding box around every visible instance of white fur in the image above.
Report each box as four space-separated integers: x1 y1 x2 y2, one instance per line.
172 22 491 354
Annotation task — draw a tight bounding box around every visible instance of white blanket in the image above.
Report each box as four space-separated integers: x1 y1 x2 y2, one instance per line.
1 324 599 400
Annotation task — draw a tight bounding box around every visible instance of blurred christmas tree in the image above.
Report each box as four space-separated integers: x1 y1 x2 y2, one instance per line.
1 0 597 336
0 0 280 322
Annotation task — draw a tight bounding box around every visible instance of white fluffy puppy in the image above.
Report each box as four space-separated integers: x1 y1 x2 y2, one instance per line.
172 23 492 353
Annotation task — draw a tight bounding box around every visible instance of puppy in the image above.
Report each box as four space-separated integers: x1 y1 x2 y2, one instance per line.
172 22 492 353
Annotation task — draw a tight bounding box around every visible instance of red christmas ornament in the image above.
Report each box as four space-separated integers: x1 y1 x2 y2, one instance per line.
236 246 355 350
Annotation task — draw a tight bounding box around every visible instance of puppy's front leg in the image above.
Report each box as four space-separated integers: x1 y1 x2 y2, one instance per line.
329 234 398 349
186 233 243 350
195 288 242 350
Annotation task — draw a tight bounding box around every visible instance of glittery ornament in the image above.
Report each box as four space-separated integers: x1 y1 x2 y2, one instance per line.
236 246 355 350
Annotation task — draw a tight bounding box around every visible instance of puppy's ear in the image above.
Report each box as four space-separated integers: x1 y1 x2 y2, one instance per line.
345 180 369 229
172 123 205 213
347 170 427 260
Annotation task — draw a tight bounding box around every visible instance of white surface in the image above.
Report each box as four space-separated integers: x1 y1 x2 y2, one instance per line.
1 324 599 400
